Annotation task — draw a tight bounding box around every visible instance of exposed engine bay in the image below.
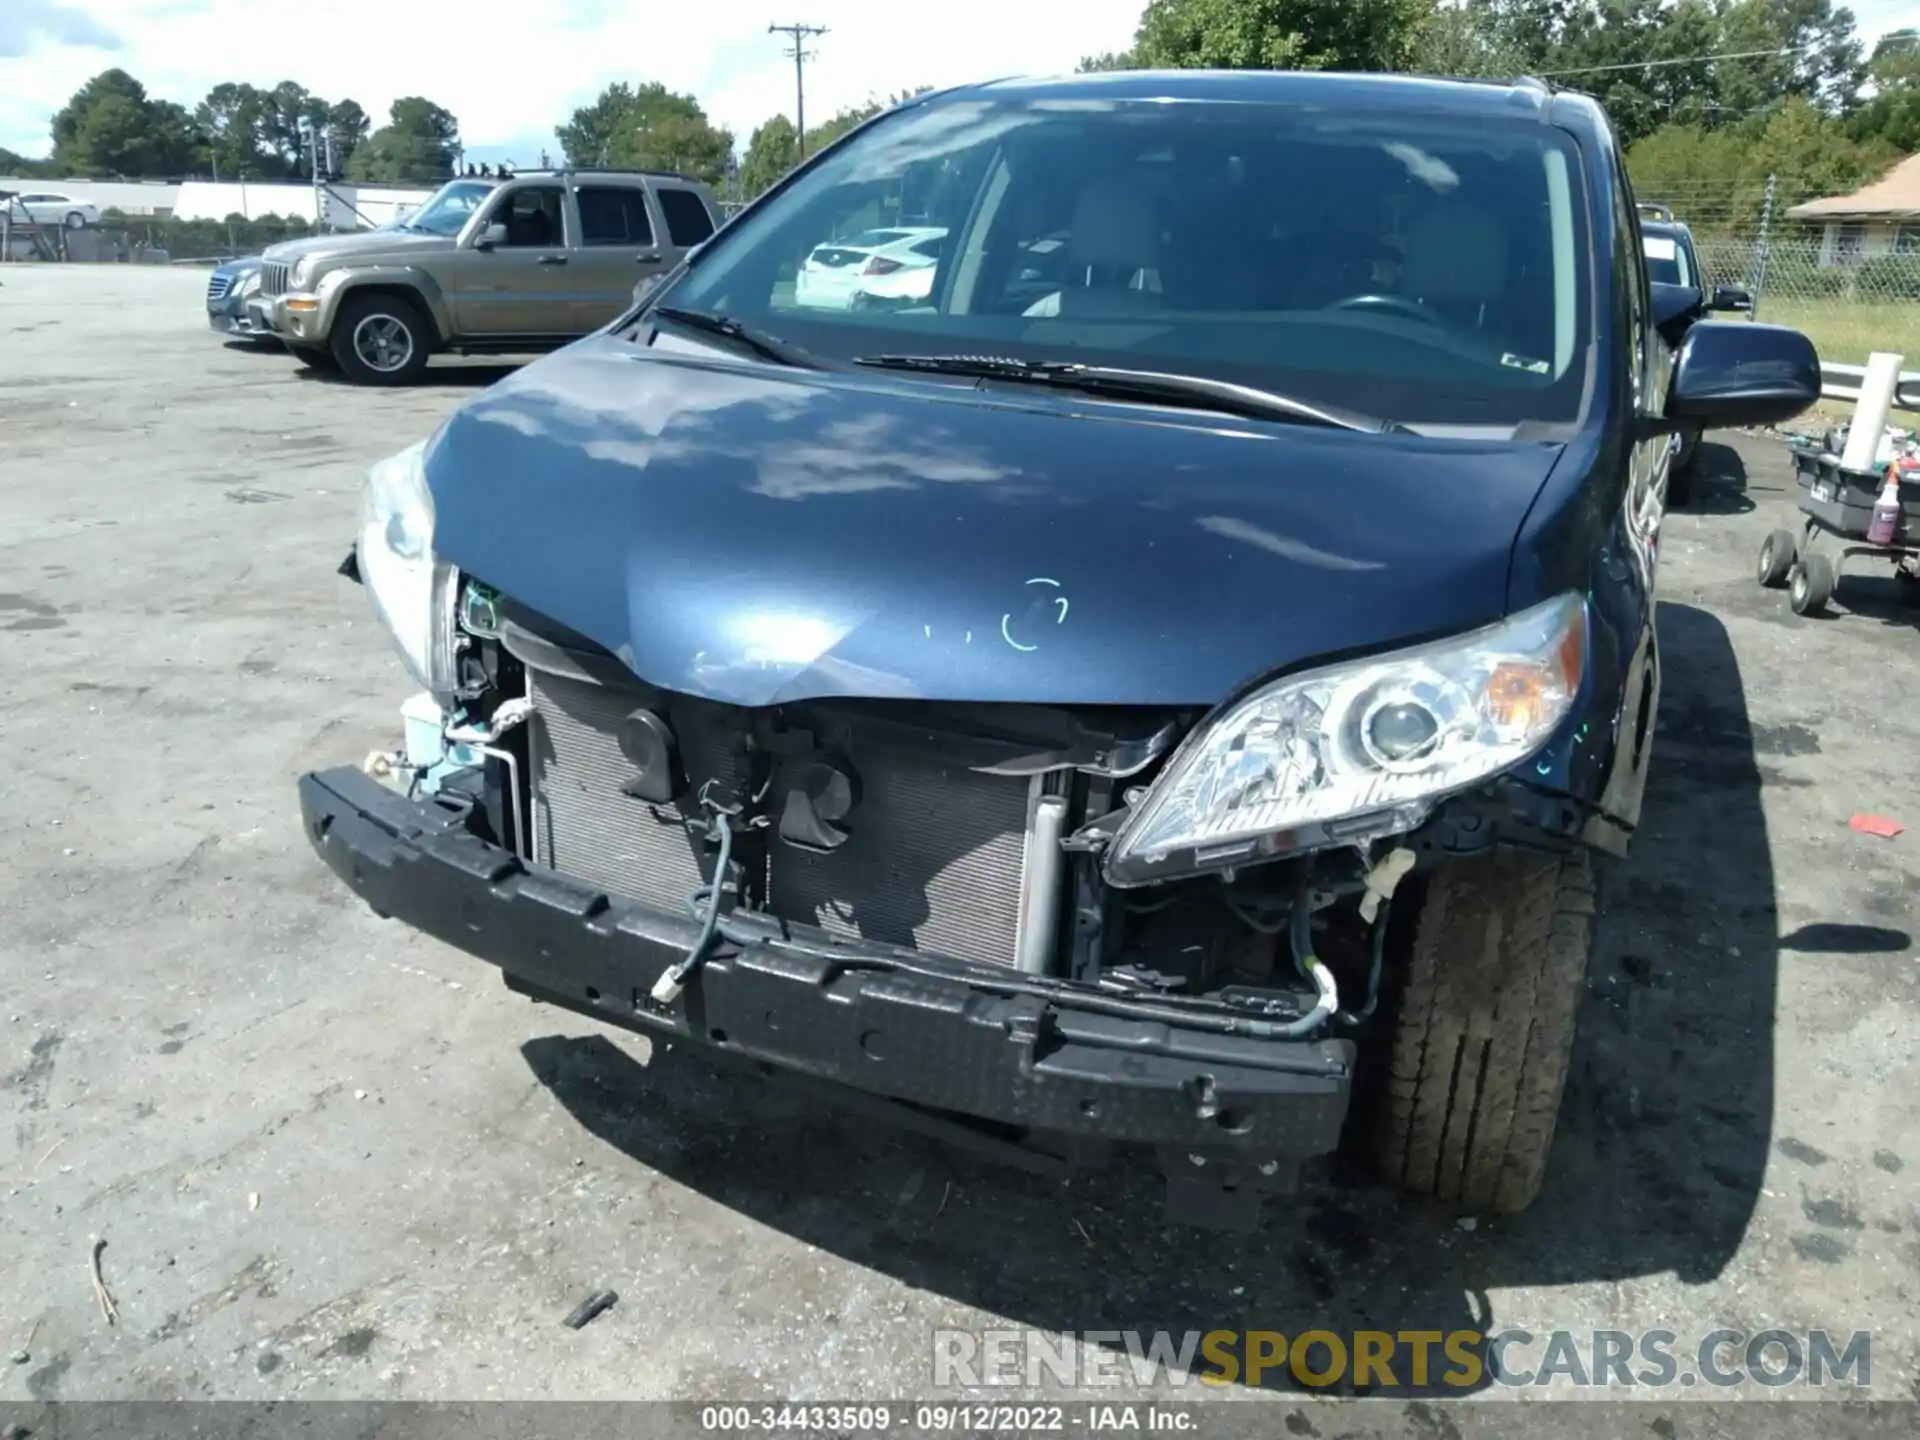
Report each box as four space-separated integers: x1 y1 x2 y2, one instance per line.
371 580 1447 1042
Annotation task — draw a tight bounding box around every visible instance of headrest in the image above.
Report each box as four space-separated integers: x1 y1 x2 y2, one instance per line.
1067 178 1161 271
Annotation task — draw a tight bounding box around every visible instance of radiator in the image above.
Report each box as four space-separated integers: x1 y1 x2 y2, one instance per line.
528 671 1033 968
529 670 744 913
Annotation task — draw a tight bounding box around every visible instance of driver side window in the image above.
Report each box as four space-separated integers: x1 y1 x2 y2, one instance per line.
485 185 566 248
1612 165 1650 406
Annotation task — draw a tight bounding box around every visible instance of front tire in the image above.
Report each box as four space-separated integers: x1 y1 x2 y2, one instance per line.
1371 851 1595 1215
330 292 432 386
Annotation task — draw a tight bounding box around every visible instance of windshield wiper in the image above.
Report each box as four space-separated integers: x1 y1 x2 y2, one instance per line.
651 306 820 369
854 354 1393 432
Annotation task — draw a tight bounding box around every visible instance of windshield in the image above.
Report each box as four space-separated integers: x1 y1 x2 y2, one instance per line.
659 94 1593 428
1642 231 1693 287
403 179 494 236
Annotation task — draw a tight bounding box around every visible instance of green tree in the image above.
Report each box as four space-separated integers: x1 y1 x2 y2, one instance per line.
194 81 278 179
1409 0 1532 76
1626 122 1749 221
556 82 733 184
327 99 371 176
1733 93 1899 219
738 114 798 197
557 83 644 166
1539 0 1721 143
620 106 732 184
803 91 928 154
1129 0 1433 71
0 147 51 177
346 96 461 183
1714 0 1865 119
262 80 329 175
1849 29 1920 152
1630 97 1902 234
50 69 196 176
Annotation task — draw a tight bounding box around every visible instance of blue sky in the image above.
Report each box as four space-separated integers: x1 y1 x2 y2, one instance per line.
4 0 1918 166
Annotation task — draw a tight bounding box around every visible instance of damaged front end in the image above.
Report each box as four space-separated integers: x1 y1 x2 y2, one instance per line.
313 429 1601 1228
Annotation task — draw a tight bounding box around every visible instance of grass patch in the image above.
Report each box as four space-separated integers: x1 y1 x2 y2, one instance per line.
1759 298 1920 369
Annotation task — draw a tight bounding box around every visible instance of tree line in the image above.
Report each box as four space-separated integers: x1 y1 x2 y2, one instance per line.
7 0 1919 230
1 68 461 185
1084 0 1920 234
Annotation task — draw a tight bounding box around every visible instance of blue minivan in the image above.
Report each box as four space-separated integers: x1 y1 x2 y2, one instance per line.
300 71 1817 1229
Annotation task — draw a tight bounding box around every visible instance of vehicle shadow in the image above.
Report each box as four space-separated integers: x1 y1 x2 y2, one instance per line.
290 360 524 389
520 600 1777 1398
1681 439 1756 515
1822 568 1920 630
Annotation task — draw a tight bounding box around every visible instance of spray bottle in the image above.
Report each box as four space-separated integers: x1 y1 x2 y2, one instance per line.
1869 458 1911 548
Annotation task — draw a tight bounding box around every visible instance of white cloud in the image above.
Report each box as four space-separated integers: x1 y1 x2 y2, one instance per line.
0 0 1142 158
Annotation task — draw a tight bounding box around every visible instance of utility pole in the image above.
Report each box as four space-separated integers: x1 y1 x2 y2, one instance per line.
769 21 827 158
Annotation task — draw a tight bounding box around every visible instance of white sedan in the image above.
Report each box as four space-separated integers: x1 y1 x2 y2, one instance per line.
794 227 946 311
11 192 100 228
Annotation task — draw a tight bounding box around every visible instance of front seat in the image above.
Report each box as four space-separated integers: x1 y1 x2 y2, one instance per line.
1025 178 1165 318
1402 209 1509 331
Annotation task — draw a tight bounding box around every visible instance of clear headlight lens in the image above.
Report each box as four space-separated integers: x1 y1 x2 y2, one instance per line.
358 439 457 701
236 267 262 297
1105 594 1587 886
291 255 317 289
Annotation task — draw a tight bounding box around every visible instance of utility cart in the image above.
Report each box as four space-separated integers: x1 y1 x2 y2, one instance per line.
1757 446 1920 615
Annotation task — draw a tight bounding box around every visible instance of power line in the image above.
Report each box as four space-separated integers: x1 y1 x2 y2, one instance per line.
769 21 826 158
1539 43 1819 79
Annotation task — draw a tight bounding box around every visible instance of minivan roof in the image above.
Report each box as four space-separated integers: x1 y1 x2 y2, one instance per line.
953 69 1604 132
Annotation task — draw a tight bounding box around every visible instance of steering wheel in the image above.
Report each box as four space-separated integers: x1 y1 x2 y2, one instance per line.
1327 293 1440 325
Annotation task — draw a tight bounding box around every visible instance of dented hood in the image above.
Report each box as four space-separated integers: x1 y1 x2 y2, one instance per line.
426 336 1567 708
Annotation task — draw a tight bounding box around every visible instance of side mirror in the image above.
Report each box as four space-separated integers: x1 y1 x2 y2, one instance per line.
474 222 507 251
1709 285 1753 313
1665 320 1820 430
1649 280 1705 346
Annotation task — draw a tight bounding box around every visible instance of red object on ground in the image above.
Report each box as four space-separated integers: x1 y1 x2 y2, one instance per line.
1850 813 1906 839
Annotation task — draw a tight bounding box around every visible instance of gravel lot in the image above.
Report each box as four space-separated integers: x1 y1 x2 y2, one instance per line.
4 264 1920 1406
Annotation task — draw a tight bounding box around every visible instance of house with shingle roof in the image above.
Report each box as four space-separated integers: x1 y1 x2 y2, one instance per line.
1789 155 1920 265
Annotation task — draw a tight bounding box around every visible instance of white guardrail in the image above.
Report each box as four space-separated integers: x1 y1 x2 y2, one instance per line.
1821 360 1920 413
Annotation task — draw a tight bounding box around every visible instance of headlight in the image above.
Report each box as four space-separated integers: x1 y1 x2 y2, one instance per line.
291 255 318 289
237 268 262 297
358 439 457 701
1105 594 1587 886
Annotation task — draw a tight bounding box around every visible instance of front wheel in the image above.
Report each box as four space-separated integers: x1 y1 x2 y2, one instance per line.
1370 851 1595 1214
329 292 433 386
